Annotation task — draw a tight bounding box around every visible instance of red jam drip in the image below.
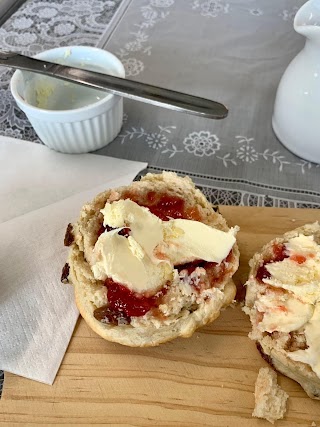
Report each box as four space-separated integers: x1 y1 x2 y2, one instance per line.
143 194 185 221
176 259 209 275
176 250 233 290
256 265 271 282
272 243 288 263
176 250 232 274
122 191 201 221
97 224 130 238
290 254 306 264
256 243 289 283
93 279 167 325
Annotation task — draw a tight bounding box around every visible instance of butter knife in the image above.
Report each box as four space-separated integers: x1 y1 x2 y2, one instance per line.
0 51 228 119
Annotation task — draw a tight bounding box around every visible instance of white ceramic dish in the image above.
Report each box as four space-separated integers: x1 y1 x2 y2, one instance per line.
10 46 125 154
272 0 320 163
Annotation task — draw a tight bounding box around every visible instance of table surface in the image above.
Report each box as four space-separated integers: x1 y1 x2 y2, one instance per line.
0 0 319 208
0 0 320 421
98 0 320 209
2 206 320 426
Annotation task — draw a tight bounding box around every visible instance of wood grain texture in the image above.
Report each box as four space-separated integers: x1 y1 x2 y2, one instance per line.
1 206 320 426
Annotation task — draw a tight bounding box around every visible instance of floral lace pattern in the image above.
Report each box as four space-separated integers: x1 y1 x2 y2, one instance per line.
249 8 263 17
192 0 230 18
280 6 300 21
183 131 220 157
118 123 320 175
115 0 175 76
0 0 123 142
190 1 299 21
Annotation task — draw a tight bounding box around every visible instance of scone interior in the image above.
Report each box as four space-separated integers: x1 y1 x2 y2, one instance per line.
252 367 288 424
65 172 240 347
244 222 320 399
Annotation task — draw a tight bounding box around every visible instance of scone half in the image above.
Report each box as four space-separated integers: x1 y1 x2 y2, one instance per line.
244 222 320 399
63 172 240 347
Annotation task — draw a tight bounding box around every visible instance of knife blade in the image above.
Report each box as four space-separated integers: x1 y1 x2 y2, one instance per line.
0 51 228 120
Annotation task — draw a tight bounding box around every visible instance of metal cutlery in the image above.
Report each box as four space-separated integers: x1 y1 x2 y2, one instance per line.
0 50 228 119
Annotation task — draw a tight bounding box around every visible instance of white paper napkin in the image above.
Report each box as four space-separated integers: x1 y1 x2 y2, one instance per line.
1 137 147 223
0 137 147 384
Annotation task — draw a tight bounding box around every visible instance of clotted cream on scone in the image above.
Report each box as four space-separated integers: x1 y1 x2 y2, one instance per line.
243 222 320 399
62 172 239 347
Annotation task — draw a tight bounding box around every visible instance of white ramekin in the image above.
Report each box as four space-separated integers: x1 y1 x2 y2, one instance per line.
10 46 125 154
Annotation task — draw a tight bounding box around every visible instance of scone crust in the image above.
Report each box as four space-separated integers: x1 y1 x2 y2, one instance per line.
244 222 320 399
67 172 239 347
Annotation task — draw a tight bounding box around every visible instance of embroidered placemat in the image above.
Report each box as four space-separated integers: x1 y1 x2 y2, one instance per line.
97 0 320 208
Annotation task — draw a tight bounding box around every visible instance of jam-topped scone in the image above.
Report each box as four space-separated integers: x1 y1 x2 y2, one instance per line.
63 172 239 347
243 222 320 399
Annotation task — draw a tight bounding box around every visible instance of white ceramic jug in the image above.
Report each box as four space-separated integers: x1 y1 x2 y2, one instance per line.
272 0 320 163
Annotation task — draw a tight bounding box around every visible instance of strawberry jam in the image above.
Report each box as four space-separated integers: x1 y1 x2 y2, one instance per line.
290 254 306 264
176 259 208 275
272 243 288 263
142 192 203 221
145 195 184 221
176 250 233 290
256 265 271 282
256 243 289 283
122 191 201 221
94 192 229 324
94 279 167 325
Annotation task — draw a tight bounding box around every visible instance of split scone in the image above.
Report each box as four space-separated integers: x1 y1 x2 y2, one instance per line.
244 222 320 399
62 172 240 347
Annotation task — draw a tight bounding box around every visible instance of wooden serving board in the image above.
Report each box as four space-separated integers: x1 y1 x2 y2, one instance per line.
1 207 320 426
